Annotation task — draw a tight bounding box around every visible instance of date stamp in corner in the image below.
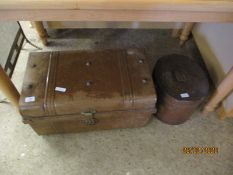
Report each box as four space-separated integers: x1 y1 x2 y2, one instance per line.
182 147 219 154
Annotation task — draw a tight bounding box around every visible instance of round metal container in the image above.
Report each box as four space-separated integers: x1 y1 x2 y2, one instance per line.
153 54 209 125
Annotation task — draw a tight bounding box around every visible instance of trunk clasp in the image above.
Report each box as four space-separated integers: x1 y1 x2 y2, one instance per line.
81 109 97 125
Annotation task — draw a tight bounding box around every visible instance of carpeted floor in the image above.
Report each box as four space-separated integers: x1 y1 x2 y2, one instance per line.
0 22 232 175
0 22 19 67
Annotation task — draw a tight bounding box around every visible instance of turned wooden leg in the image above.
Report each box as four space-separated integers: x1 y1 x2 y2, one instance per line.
179 22 195 45
34 21 48 45
203 67 233 117
0 65 20 107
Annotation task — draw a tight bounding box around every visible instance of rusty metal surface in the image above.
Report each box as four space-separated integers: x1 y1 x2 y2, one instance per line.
19 49 156 134
154 54 209 125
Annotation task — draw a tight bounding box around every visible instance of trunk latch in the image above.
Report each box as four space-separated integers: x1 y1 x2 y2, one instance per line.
81 109 97 125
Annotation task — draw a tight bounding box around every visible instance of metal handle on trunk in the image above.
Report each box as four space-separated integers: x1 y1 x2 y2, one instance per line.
173 70 187 82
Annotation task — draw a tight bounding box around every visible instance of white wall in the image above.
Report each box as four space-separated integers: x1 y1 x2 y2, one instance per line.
193 23 233 112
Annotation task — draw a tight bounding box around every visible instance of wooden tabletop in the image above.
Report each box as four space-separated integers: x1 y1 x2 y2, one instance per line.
0 0 233 22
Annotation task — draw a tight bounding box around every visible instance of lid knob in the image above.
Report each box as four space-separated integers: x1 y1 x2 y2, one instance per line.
86 61 91 66
86 81 92 86
142 78 148 84
138 59 144 64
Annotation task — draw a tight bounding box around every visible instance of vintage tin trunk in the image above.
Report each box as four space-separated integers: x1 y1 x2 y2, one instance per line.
19 50 157 135
154 54 209 125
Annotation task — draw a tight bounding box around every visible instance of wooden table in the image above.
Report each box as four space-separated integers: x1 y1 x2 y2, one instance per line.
0 0 232 21
1 0 233 45
0 0 233 115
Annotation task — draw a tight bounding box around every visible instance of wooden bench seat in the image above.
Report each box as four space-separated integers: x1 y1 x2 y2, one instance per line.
78 0 233 12
0 0 232 13
0 0 77 9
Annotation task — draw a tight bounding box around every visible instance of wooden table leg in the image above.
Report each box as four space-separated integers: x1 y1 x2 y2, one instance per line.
203 67 233 117
0 65 20 107
179 22 195 45
34 21 48 45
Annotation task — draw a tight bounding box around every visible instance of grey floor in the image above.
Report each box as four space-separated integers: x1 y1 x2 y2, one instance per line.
0 22 233 175
0 22 19 67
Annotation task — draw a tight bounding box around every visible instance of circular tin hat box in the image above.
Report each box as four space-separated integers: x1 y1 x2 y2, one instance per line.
153 54 209 125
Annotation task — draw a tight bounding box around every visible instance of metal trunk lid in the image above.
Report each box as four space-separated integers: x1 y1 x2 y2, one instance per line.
19 50 156 118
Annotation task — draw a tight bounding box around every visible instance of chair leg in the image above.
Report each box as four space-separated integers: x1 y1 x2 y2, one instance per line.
0 65 20 107
202 67 233 118
34 21 48 45
179 22 195 45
